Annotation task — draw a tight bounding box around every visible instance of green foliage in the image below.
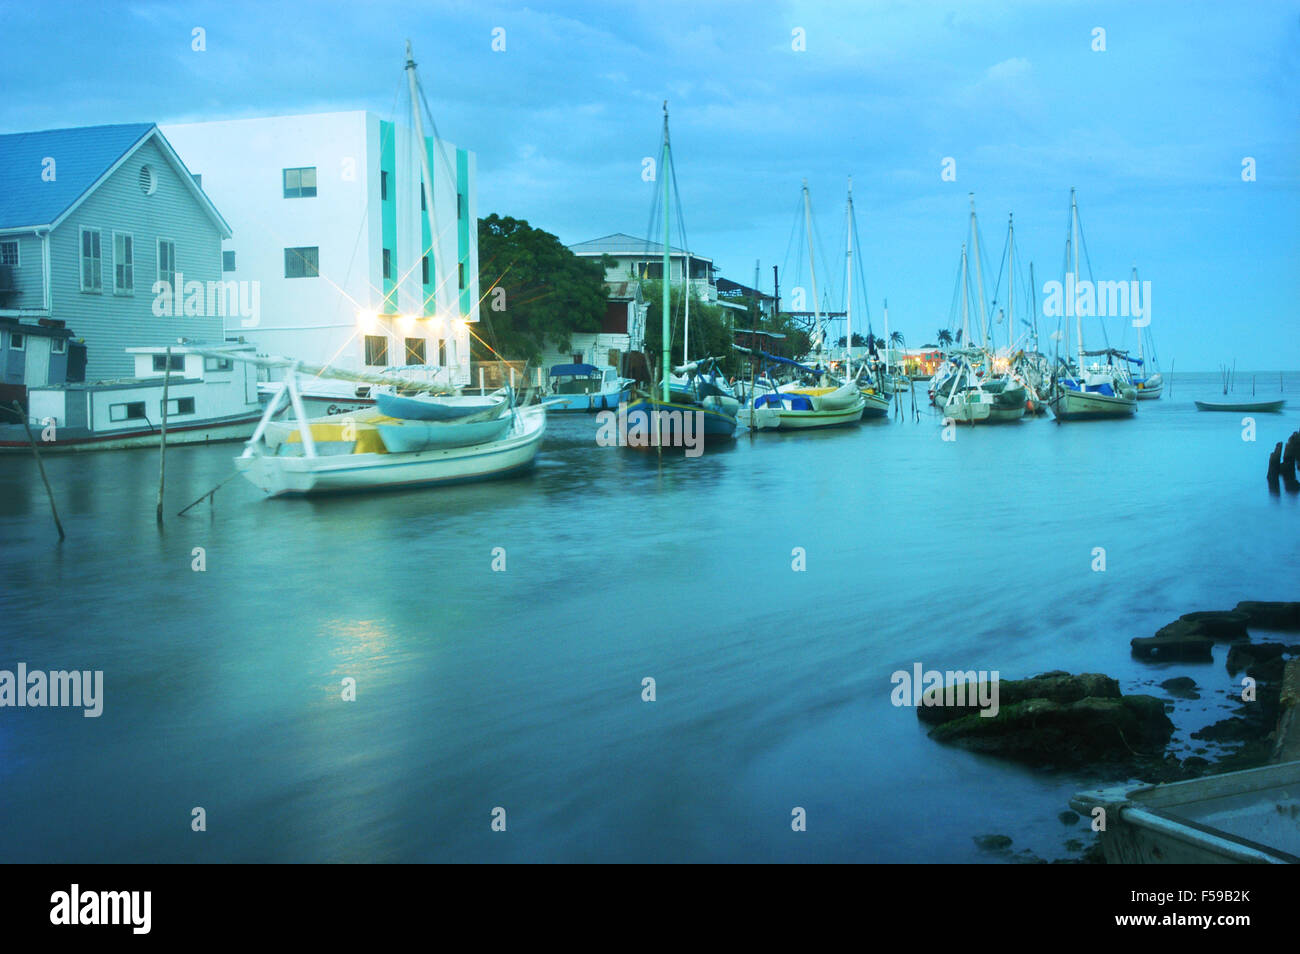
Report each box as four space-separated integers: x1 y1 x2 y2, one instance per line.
640 280 738 374
474 213 611 361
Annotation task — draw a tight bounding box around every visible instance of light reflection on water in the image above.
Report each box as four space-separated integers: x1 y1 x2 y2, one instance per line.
0 372 1296 861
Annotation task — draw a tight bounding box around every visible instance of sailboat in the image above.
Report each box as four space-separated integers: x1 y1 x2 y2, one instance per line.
231 43 547 495
623 104 738 447
1047 188 1138 421
841 178 891 418
1127 266 1163 400
736 180 866 430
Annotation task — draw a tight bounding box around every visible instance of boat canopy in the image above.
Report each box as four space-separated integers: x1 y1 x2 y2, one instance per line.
549 363 600 377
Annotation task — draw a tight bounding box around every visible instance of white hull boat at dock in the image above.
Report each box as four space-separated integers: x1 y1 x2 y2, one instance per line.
238 404 545 497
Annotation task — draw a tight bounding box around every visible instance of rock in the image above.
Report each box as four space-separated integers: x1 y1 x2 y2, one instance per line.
1182 756 1210 774
915 671 1120 726
1191 717 1258 743
1167 611 1250 641
974 834 1013 852
1161 676 1200 699
1234 601 1300 631
1131 632 1213 661
1226 642 1287 676
926 690 1175 767
1058 810 1080 826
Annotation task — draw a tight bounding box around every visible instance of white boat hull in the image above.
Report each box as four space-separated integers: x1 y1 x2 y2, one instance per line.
237 406 546 496
1049 387 1138 420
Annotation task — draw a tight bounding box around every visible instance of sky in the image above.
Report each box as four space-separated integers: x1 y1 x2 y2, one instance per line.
2 0 1297 370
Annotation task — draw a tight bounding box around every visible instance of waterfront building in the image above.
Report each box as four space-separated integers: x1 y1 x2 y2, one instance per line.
0 123 231 381
162 112 479 392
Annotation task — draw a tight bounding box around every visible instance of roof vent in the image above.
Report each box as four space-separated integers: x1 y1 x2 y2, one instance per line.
139 165 157 196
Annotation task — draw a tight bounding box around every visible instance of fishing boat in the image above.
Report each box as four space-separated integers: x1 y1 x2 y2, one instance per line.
1071 760 1300 864
623 104 737 448
373 387 506 422
1127 267 1163 399
1195 399 1285 413
545 363 632 412
1047 190 1138 421
234 360 544 496
0 342 263 453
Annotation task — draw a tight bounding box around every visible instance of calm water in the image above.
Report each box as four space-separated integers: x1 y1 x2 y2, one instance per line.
1 371 1297 862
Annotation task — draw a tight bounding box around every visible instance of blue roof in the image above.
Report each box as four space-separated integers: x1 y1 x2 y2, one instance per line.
0 123 156 229
549 363 600 376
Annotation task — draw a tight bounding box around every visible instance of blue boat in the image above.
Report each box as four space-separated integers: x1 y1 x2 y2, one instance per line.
374 389 507 422
545 364 632 412
622 395 737 447
376 414 513 453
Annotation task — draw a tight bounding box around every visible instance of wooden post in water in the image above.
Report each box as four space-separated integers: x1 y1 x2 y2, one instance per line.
156 347 171 524
11 402 64 540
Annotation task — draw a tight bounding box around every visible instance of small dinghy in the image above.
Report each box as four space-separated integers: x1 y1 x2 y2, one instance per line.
376 413 513 453
374 389 507 422
1195 399 1285 413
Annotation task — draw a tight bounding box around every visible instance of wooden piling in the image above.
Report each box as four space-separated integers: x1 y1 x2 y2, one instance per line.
10 401 64 540
156 347 171 524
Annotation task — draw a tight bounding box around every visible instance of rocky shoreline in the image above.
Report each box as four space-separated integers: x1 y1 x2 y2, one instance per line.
916 600 1300 863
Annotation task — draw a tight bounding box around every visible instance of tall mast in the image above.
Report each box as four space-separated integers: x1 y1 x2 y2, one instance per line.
683 247 690 366
1007 213 1014 354
884 298 890 375
1071 187 1082 373
406 41 442 321
1029 260 1038 351
1133 264 1143 364
960 243 970 346
661 103 671 402
802 179 824 362
969 194 990 352
844 176 853 379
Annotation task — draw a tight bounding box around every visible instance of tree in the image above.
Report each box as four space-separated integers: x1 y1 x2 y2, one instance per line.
475 213 611 361
837 333 867 348
937 329 953 347
640 281 736 374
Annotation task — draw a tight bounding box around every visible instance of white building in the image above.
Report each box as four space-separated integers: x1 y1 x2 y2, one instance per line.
163 111 478 391
568 233 717 302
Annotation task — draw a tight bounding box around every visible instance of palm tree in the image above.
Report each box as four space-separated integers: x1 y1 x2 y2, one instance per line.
937 329 953 347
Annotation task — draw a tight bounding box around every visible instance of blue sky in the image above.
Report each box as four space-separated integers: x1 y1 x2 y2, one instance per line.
2 0 1296 369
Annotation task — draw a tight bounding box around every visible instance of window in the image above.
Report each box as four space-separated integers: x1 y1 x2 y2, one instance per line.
458 262 465 290
421 255 429 284
0 240 17 266
284 246 319 278
382 248 392 280
364 335 388 366
9 332 24 351
52 337 66 354
204 356 233 371
283 166 317 199
165 397 196 416
157 239 176 291
380 170 389 201
80 228 102 292
420 184 426 211
438 340 447 366
113 232 133 295
109 401 147 422
457 193 464 220
138 165 157 196
152 354 184 372
222 251 236 272
404 338 426 365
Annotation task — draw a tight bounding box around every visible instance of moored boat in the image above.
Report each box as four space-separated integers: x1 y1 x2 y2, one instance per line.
1195 398 1285 413
373 388 507 422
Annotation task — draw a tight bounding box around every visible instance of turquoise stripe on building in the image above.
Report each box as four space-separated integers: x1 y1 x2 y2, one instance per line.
456 147 470 317
379 120 396 312
421 137 435 316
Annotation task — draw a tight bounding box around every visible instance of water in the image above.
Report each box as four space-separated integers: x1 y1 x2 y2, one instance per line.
1 371 1296 862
